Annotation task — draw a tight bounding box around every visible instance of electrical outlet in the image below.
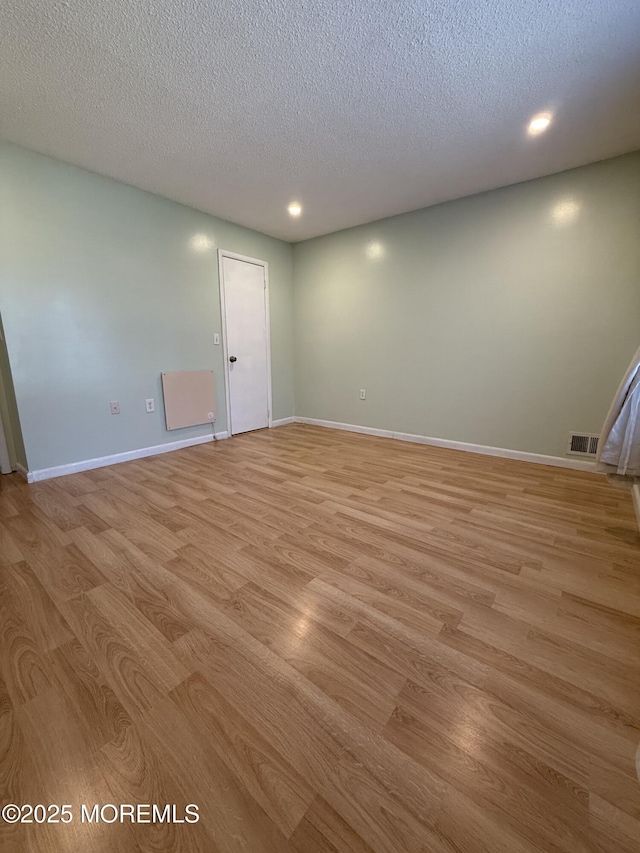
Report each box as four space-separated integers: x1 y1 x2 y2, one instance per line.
213 333 220 345
360 389 366 400
145 398 155 413
110 401 120 415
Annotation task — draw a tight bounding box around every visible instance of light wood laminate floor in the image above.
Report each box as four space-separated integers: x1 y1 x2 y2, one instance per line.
1 424 639 852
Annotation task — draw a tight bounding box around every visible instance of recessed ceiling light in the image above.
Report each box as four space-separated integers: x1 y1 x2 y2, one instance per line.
527 113 552 136
288 202 302 217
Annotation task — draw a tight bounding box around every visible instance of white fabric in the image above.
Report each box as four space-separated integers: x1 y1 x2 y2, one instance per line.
597 345 640 476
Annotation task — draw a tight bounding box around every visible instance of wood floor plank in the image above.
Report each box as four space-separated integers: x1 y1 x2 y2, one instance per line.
143 695 297 852
432 787 544 853
0 563 54 706
173 615 445 842
47 636 133 753
289 794 378 853
588 794 640 853
97 716 214 852
0 423 638 852
0 558 73 652
170 672 316 838
26 542 108 605
58 589 187 720
439 623 640 737
0 521 24 563
384 690 592 852
220 581 406 731
0 706 62 853
18 687 138 852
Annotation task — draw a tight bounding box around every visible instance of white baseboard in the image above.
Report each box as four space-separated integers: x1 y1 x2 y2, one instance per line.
22 416 602 484
294 417 598 473
25 432 228 483
296 417 395 440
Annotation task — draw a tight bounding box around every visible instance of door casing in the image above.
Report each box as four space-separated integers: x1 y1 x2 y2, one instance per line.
218 249 273 437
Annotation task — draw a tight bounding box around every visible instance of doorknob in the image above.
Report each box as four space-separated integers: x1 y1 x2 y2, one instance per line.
229 355 237 363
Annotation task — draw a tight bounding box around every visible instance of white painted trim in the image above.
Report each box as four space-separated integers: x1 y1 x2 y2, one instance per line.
294 417 599 472
264 265 273 428
24 432 229 483
271 417 296 427
296 417 394 440
217 249 268 266
218 250 233 437
218 250 273 435
0 412 11 474
16 462 30 482
0 369 13 473
632 483 640 533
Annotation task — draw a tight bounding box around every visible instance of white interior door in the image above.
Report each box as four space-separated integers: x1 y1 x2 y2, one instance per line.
220 252 271 435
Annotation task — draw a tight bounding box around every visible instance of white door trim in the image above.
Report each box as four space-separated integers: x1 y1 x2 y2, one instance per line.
0 411 11 474
218 249 273 436
0 363 13 473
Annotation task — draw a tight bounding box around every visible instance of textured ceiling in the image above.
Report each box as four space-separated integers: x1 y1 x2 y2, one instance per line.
1 0 640 242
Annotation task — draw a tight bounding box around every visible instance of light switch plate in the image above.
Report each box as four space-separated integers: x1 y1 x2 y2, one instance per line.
110 401 120 415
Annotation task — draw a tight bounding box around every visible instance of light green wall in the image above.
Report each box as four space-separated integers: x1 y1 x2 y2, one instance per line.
293 152 640 458
2 142 639 473
0 141 294 472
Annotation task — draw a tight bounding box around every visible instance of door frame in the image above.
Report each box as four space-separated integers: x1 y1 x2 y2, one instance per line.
0 341 15 474
0 409 11 474
217 249 273 436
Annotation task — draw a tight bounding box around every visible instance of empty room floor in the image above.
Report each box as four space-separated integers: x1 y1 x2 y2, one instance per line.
1 423 639 853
